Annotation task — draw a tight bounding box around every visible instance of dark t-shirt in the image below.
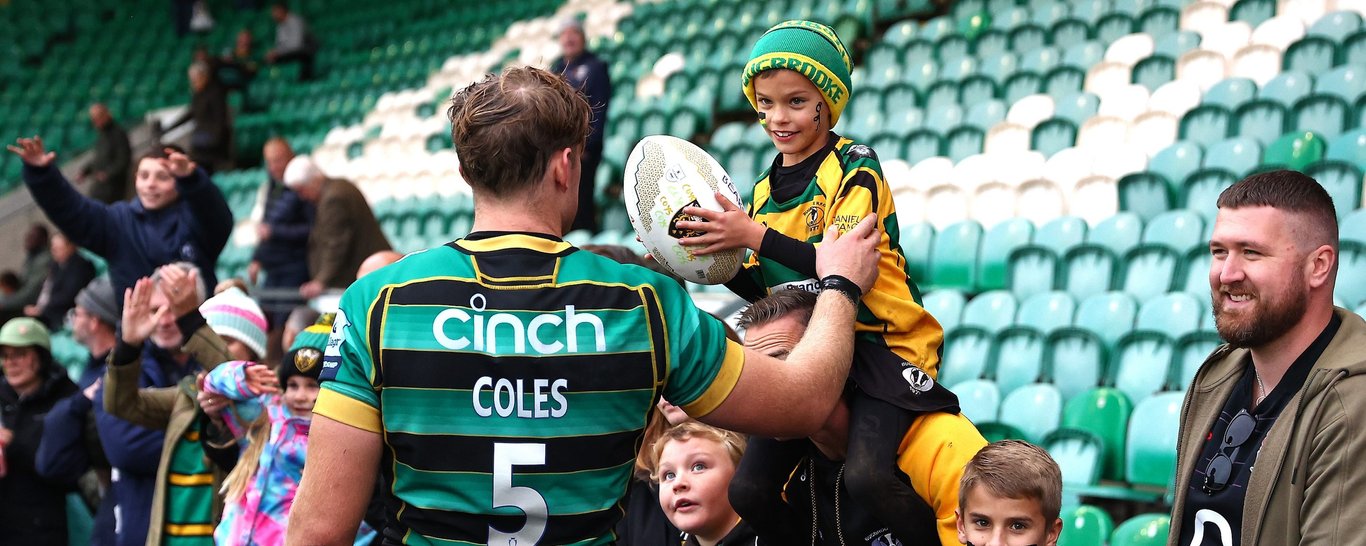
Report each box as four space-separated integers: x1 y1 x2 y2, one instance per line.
1177 313 1341 546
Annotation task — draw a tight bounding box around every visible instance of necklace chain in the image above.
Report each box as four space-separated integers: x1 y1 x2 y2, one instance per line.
1254 370 1269 405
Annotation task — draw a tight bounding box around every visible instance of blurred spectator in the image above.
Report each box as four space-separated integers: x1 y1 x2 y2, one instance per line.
217 29 261 98
171 0 195 36
356 249 403 279
279 305 318 352
248 139 313 301
282 156 390 298
80 103 133 204
9 138 233 302
0 317 79 544
36 277 121 546
174 62 233 173
550 16 611 232
0 224 52 324
266 2 317 81
25 233 97 329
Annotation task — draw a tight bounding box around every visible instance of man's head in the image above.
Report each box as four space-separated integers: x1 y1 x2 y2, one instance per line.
283 155 326 201
24 224 49 254
447 66 591 231
235 28 254 50
1209 169 1338 349
558 16 587 60
357 250 404 280
263 137 295 183
188 62 210 92
270 2 289 22
956 440 1063 546
135 145 187 211
282 305 321 350
89 103 112 129
50 233 76 263
148 262 208 349
72 277 119 347
738 289 818 360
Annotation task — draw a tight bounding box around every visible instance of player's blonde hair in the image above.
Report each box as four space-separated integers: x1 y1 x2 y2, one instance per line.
959 440 1063 522
647 422 746 482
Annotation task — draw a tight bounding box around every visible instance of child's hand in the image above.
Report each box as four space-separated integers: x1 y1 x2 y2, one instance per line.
675 192 765 255
5 136 56 167
243 364 280 396
158 148 196 178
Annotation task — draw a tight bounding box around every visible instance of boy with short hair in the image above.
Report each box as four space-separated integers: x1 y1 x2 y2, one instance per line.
956 440 1064 546
675 19 955 541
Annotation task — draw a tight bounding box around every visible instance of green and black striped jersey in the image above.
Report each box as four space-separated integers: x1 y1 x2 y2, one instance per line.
315 231 744 546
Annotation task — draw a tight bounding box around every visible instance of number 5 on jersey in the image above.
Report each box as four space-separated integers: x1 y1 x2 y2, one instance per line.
489 443 548 545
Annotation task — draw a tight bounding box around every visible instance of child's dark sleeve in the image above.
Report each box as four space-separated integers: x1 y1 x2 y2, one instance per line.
757 229 818 278
723 261 768 303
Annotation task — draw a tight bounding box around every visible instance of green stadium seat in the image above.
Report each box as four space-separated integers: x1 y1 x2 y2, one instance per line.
1008 246 1061 300
1304 161 1363 217
1233 99 1290 146
1032 118 1079 157
966 100 1008 129
1343 208 1366 244
883 20 920 47
1338 241 1366 307
978 217 1035 291
1202 77 1255 110
1137 6 1179 37
1030 1 1070 27
1206 136 1264 175
1035 216 1088 256
997 383 1063 443
925 79 959 112
1088 212 1144 256
1010 23 1050 53
1121 244 1181 300
975 29 1010 57
1097 13 1136 44
990 327 1048 397
1059 505 1115 546
1118 172 1175 221
1264 131 1326 171
1316 65 1366 104
1004 71 1045 104
1155 30 1201 58
906 129 944 164
1014 291 1075 335
1044 65 1088 98
1309 10 1363 41
1179 104 1232 148
1230 0 1275 26
1172 330 1222 390
921 15 957 42
1177 246 1214 298
902 38 936 68
1293 95 1350 139
946 125 985 162
922 288 966 330
1143 209 1205 250
1072 291 1138 350
1060 245 1119 301
1149 141 1203 190
1262 71 1314 108
1050 18 1092 51
1284 36 1338 76
1133 55 1176 91
959 75 1000 106
1182 168 1239 220
1045 428 1105 494
1112 331 1176 404
1345 29 1366 66
1053 91 1100 126
900 220 935 282
1327 128 1366 171
963 290 1019 333
1111 514 1171 546
1136 292 1203 340
979 52 1020 84
930 220 982 291
952 378 1002 425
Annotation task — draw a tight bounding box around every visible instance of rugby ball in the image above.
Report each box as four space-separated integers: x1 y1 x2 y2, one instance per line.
623 135 744 285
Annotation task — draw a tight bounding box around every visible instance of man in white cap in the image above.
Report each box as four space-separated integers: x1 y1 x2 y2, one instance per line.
282 155 390 299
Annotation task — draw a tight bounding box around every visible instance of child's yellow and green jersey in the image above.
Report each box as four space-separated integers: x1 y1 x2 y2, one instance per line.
731 132 943 377
314 232 745 545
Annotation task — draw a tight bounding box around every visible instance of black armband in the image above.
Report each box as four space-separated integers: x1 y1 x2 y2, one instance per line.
819 275 862 306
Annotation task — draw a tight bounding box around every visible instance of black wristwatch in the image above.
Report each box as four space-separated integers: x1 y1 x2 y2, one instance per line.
819 275 862 305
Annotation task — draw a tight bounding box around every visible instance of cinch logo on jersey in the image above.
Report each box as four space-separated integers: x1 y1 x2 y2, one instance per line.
432 294 607 355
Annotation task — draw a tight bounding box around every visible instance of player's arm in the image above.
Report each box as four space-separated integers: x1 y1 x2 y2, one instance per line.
696 216 881 437
287 414 381 545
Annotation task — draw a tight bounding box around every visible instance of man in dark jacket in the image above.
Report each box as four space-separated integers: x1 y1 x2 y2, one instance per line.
0 317 79 544
26 233 97 329
248 138 313 301
79 103 133 204
9 137 233 303
0 224 53 324
179 63 233 173
37 277 120 546
550 16 611 233
282 155 389 298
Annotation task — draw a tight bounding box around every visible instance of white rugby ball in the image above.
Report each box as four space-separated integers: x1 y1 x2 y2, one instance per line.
623 135 744 285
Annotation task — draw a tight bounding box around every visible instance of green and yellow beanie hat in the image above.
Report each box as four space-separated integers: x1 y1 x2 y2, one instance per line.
281 313 334 382
741 20 854 127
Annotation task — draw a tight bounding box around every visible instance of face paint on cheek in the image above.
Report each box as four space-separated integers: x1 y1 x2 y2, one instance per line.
814 102 821 124
757 111 767 126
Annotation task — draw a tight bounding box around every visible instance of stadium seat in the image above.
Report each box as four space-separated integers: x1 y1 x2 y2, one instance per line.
1132 55 1176 91
1230 0 1276 27
1112 331 1177 404
1121 244 1182 300
1308 10 1364 41
967 99 1009 129
1182 168 1240 219
1343 208 1366 244
1284 36 1339 75
1045 65 1089 98
1074 291 1140 350
1345 28 1366 65
1149 141 1204 189
1118 172 1175 221
1179 246 1215 296
1136 291 1203 339
997 383 1064 443
952 378 1003 425
1262 71 1316 108
1204 22 1254 61
1179 105 1232 147
1206 137 1265 175
1054 91 1102 126
1035 215 1089 255
1060 387 1132 481
1183 1 1231 33
927 103 966 133
991 327 1049 397
1045 327 1109 403
1126 391 1184 491
1017 179 1071 224
1155 30 1202 59
961 290 1018 334
1060 245 1120 300
1234 100 1291 146
1143 209 1205 250
1175 49 1228 92
1007 246 1062 301
1011 24 1051 53
1087 211 1144 256
1059 505 1116 546
929 220 983 290
1033 119 1080 157
1264 131 1327 171
1045 429 1105 493
1304 161 1364 216
1173 330 1223 390
1111 514 1172 546
1316 65 1366 104
1129 111 1181 156
1138 6 1181 38
1292 95 1351 139
1327 128 1366 171
975 218 1035 292
900 220 935 282
1338 241 1366 307
921 288 967 331
1016 290 1077 333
